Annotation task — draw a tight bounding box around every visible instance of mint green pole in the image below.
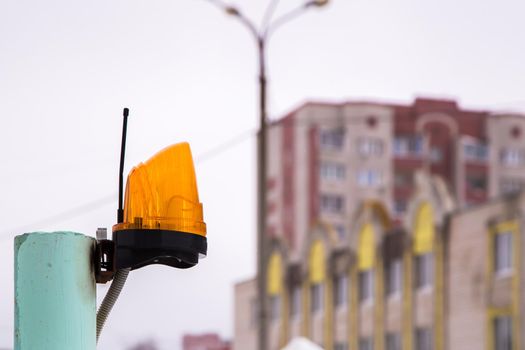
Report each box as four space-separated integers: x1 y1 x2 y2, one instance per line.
14 232 96 350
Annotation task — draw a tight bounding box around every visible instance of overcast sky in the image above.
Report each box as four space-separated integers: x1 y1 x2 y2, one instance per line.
1 0 524 349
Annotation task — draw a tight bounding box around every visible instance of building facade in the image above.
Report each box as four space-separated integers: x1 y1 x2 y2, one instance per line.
234 98 525 350
265 98 525 259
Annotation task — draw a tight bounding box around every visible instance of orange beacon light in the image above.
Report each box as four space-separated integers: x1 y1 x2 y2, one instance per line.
112 142 207 269
94 109 207 343
110 109 207 271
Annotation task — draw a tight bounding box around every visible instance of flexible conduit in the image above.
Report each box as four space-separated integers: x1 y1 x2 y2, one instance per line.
96 268 131 343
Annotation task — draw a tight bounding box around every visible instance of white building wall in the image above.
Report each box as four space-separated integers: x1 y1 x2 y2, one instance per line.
233 279 257 350
487 114 525 198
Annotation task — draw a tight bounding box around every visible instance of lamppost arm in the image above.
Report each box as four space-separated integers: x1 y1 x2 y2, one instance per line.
206 0 328 41
260 0 280 34
263 2 318 39
206 0 259 40
229 9 260 41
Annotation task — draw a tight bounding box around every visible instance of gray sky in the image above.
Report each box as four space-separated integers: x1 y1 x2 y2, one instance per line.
1 0 524 349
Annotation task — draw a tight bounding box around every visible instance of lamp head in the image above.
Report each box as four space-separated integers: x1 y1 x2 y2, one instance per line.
306 0 329 7
112 142 207 270
225 5 240 16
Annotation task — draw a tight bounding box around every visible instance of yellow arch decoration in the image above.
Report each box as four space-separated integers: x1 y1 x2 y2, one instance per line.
414 202 434 255
358 223 375 270
267 252 283 295
309 239 325 283
364 200 392 229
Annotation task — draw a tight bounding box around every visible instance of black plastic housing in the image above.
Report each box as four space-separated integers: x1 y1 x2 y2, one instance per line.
112 229 207 270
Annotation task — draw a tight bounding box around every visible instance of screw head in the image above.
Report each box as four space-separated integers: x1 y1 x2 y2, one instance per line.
96 228 108 240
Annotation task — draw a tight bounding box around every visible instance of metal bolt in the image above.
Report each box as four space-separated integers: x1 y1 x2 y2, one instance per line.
96 228 108 240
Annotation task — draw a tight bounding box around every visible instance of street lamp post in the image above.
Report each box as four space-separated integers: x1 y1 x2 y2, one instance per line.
208 1 329 349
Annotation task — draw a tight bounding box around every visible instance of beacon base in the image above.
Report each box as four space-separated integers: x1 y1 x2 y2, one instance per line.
112 229 207 270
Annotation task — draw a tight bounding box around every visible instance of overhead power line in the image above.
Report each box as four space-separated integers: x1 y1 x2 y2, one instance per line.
3 115 395 238
1 128 256 238
195 128 255 163
1 194 117 238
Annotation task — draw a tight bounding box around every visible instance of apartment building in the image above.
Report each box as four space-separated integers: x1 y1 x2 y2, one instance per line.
235 171 525 350
266 98 525 259
234 98 525 350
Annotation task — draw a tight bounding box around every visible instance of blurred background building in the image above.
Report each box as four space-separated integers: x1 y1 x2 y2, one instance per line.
182 333 231 350
127 339 159 350
234 97 525 350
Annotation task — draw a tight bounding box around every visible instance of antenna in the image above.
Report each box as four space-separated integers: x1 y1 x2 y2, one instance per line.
117 108 129 224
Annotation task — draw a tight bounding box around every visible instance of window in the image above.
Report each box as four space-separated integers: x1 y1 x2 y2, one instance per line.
290 287 301 318
311 283 324 313
500 178 524 194
335 225 346 241
466 173 487 192
495 232 513 274
386 333 401 350
394 138 404 155
415 253 433 289
494 315 512 350
394 136 423 157
386 259 402 296
320 162 346 181
357 170 383 187
269 295 281 321
464 142 488 162
359 337 374 350
415 328 432 350
429 147 442 163
394 200 407 215
501 148 525 166
334 275 348 308
359 269 374 302
394 172 412 187
335 343 348 350
358 138 384 157
320 194 344 214
320 128 345 150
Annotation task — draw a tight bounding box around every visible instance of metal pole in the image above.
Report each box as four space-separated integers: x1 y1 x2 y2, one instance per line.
206 5 326 349
14 232 96 350
257 36 268 350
